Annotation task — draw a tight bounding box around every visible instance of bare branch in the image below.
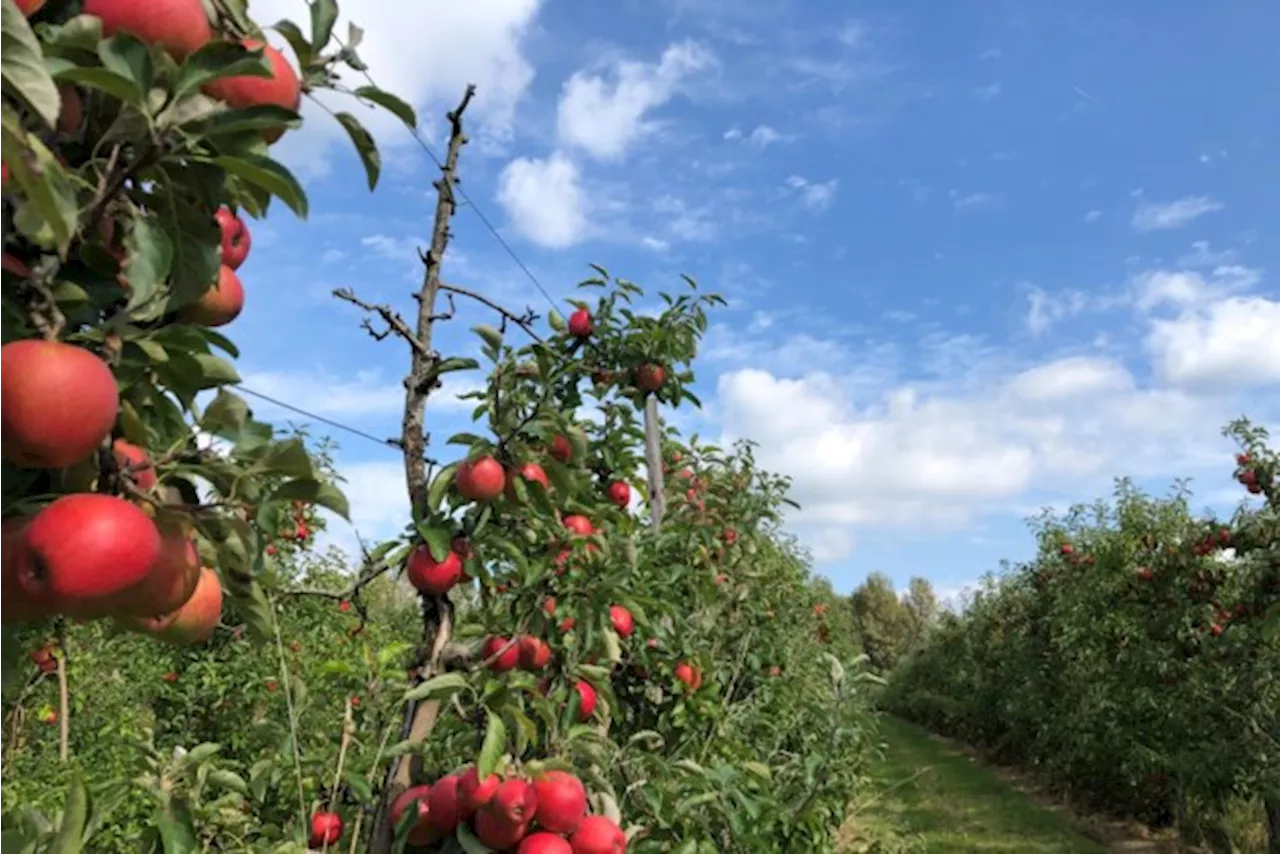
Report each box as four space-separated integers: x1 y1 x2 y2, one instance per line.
439 282 544 344
333 287 431 358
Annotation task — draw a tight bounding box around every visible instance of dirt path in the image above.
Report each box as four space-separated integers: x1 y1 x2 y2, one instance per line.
841 717 1198 853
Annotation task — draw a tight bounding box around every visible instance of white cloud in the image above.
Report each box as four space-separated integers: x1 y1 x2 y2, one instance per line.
1024 286 1092 335
1130 195 1224 232
1006 357 1134 402
240 368 404 420
496 153 588 248
1145 295 1280 390
974 82 1002 102
1084 210 1102 222
726 124 789 148
254 0 542 176
556 40 715 161
784 175 839 211
950 190 993 210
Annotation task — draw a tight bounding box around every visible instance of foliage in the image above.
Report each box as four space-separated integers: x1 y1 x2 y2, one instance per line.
848 572 937 674
880 419 1280 852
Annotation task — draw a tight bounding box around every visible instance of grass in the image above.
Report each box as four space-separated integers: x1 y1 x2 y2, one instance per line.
845 716 1105 853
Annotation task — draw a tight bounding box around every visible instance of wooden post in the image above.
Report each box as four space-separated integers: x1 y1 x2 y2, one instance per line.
643 394 665 530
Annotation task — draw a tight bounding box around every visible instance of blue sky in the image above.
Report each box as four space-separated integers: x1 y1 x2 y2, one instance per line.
231 0 1278 600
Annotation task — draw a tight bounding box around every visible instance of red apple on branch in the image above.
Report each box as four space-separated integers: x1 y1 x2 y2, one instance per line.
214 206 252 270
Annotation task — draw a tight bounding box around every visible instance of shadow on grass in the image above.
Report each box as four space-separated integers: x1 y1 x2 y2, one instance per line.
845 717 1104 853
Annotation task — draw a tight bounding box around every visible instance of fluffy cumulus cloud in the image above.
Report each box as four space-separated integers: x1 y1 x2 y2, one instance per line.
556 40 716 161
255 0 543 176
496 153 589 248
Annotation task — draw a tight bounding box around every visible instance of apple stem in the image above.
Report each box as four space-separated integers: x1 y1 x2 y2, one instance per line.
56 627 69 763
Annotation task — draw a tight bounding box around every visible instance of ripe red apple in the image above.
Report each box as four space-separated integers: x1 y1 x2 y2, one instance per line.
1136 567 1154 582
338 599 351 612
550 434 573 463
15 494 159 609
451 535 475 560
483 636 521 672
520 832 574 854
646 637 659 649
475 808 532 850
606 481 630 509
723 527 737 545
151 566 223 645
308 811 342 847
562 515 593 537
569 815 627 853
1209 623 1224 638
486 778 538 828
405 544 463 596
2 517 58 623
518 635 552 671
178 264 244 327
111 439 157 491
609 605 634 638
57 86 82 135
1 340 120 469
389 784 433 846
635 363 665 393
532 770 587 834
458 767 500 818
768 665 781 677
30 644 57 673
101 520 199 619
559 617 576 633
506 461 550 502
568 307 593 338
674 662 702 692
542 597 558 616
203 40 301 143
83 0 211 58
457 455 506 501
265 679 278 693
573 680 597 721
426 775 462 841
15 0 45 16
214 207 251 270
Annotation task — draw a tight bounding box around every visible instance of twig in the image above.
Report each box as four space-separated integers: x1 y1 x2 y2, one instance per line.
333 288 431 358
56 627 69 763
438 282 543 344
323 699 356 854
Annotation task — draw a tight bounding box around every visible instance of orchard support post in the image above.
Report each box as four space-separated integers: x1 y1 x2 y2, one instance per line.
644 394 665 529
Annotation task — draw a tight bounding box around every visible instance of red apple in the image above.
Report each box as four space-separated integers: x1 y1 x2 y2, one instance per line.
338 599 351 612
1 517 58 623
456 456 506 501
569 815 627 853
506 461 550 502
559 617 576 633
15 0 45 16
102 520 199 619
214 207 251 270
486 778 538 828
518 635 552 671
112 439 157 491
404 544 463 596
57 86 82 135
568 307 593 338
768 665 781 677
562 515 593 537
532 770 587 834
573 680 597 721
151 566 223 645
635 363 665 393
426 775 461 841
30 644 57 674
475 808 531 850
1 340 120 469
550 434 573 463
390 784 433 846
520 832 574 854
542 597 558 616
483 636 521 672
83 0 211 58
458 767 500 818
606 481 630 509
675 662 701 692
1136 567 1154 582
609 605 634 638
1059 543 1074 556
308 811 342 847
202 40 301 143
178 264 244 327
15 494 159 609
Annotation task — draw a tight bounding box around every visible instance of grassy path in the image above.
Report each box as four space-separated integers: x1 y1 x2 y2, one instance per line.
845 716 1105 853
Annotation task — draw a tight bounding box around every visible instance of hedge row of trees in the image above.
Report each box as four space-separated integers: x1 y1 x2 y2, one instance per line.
879 419 1280 853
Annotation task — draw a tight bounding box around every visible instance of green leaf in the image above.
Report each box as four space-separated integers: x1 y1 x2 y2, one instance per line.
432 356 480 376
353 85 417 128
1 110 78 254
2 0 61 128
193 104 300 137
96 33 153 104
743 761 772 781
174 40 271 98
183 742 222 764
425 462 457 514
122 216 175 316
230 579 273 645
268 478 350 521
455 823 492 854
403 672 469 702
547 309 565 332
270 19 312 69
202 390 250 435
48 772 88 854
343 772 374 804
152 798 198 854
214 154 308 218
309 0 338 51
473 324 503 351
206 770 249 795
333 111 380 190
193 352 240 387
253 438 313 479
476 712 507 779
415 520 453 563
52 66 141 103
